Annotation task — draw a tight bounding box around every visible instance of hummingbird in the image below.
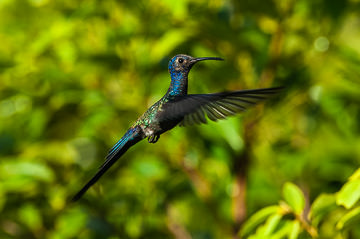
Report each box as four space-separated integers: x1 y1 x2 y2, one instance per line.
72 54 282 201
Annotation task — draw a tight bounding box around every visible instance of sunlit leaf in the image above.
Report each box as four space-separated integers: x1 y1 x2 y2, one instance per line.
150 29 193 60
263 213 282 236
349 168 360 181
0 160 54 182
50 208 87 239
289 220 301 239
308 193 337 226
336 179 360 209
18 204 42 232
282 182 305 214
336 206 360 230
240 205 279 237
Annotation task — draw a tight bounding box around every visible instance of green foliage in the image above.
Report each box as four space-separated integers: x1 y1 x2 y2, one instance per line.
0 0 359 238
283 182 305 215
241 169 360 238
336 169 360 209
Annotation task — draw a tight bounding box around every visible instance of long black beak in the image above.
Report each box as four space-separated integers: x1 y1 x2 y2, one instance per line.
190 57 224 65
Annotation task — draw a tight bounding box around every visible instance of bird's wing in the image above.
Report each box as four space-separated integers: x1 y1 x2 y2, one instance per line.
162 87 283 126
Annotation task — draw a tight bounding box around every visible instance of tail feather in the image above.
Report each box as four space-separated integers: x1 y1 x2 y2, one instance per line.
72 126 144 201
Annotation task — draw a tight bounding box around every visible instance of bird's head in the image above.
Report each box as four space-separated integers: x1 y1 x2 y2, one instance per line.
168 54 223 74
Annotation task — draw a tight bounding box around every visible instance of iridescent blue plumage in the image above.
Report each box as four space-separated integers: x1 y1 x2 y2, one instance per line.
168 70 185 96
168 58 188 96
72 54 283 201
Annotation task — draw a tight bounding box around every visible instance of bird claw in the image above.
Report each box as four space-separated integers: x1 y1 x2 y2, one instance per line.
148 134 160 143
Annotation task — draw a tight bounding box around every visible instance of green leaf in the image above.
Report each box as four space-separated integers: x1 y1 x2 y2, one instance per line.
0 160 55 192
50 208 87 239
289 221 301 239
18 204 43 231
240 205 280 237
349 168 360 181
336 206 360 230
336 179 360 209
269 221 296 239
309 193 337 226
150 29 193 60
0 160 54 182
282 182 305 214
263 213 282 236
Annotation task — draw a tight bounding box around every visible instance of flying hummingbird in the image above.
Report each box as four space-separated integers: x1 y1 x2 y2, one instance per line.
72 54 282 201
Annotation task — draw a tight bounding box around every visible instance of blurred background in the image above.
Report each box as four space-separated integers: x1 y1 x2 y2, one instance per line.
0 0 359 238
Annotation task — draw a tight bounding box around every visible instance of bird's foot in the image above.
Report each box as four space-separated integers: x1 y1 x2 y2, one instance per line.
148 134 160 143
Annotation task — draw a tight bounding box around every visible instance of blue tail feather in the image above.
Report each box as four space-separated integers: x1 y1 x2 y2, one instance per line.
101 127 141 169
72 126 144 201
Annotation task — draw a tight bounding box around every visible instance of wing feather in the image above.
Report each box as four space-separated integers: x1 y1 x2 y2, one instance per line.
162 87 283 127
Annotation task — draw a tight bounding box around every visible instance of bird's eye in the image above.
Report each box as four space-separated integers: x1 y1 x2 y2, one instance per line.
178 58 184 63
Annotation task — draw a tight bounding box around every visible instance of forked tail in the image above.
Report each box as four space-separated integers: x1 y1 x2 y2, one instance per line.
72 126 144 201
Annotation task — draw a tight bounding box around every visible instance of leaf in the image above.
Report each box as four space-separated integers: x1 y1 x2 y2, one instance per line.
336 179 360 209
263 213 283 236
150 29 193 60
52 208 87 238
282 182 305 214
268 221 296 239
308 193 337 226
349 168 360 181
18 204 43 231
0 160 55 182
336 206 360 230
240 205 280 237
289 220 301 239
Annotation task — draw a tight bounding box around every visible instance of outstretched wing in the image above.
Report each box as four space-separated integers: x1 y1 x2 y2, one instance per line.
162 87 283 126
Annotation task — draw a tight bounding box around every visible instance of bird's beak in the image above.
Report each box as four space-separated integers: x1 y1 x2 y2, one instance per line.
190 57 224 65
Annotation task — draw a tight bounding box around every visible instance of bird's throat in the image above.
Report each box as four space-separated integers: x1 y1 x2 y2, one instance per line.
167 71 188 96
